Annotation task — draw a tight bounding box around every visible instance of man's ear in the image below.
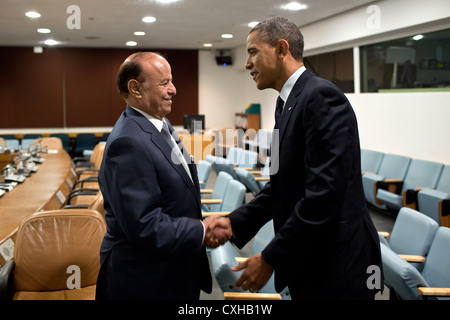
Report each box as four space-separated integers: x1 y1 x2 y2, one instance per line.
128 79 141 98
277 39 290 58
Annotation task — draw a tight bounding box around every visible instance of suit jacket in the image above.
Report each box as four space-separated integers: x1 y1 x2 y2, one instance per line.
96 106 212 300
228 70 383 299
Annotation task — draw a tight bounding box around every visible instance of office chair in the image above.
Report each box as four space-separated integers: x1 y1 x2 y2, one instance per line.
417 165 450 227
197 160 211 189
201 171 233 212
361 149 384 175
0 209 106 300
362 153 411 209
382 226 450 300
50 134 70 153
209 220 289 300
379 207 439 273
376 159 444 211
74 133 97 157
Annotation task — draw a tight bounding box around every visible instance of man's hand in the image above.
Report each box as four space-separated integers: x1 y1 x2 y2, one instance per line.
231 253 273 292
202 216 232 248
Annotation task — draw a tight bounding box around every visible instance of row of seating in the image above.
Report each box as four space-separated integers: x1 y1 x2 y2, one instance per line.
0 139 107 300
379 207 450 300
361 149 450 227
0 133 109 156
199 154 285 300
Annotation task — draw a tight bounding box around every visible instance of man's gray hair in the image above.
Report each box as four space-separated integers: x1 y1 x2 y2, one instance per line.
250 17 304 61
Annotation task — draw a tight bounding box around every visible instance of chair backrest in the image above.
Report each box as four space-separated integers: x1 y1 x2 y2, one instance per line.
197 160 211 187
235 167 261 195
226 147 242 164
361 149 384 174
220 180 246 212
13 209 106 292
50 134 70 153
377 153 411 180
207 172 233 212
34 137 63 150
403 159 444 191
421 227 450 289
389 207 439 256
0 137 5 149
89 192 105 218
211 158 238 179
75 133 97 153
250 220 274 256
20 138 36 150
436 165 450 193
237 150 258 169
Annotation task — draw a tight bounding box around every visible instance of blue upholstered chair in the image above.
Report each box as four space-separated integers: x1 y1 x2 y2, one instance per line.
209 220 290 300
74 133 97 156
382 226 450 300
197 160 211 189
376 159 444 211
362 153 411 209
417 165 450 227
235 167 262 196
379 207 439 272
361 149 384 175
201 171 233 213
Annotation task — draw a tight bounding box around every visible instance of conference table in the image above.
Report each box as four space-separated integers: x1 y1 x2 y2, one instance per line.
0 149 75 265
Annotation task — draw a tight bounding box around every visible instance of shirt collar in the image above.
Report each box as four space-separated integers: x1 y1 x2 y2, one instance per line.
129 105 165 132
279 65 306 104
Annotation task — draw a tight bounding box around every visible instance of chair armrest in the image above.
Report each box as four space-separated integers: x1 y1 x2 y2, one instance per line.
439 199 450 227
418 287 450 298
201 199 223 204
202 212 230 217
398 254 426 263
404 189 422 209
378 231 390 238
0 260 15 300
377 179 403 195
73 176 98 189
200 189 214 194
235 257 247 264
250 170 262 175
255 177 270 181
224 292 282 300
76 168 99 179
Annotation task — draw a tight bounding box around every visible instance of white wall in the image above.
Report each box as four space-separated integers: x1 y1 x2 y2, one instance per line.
198 0 450 164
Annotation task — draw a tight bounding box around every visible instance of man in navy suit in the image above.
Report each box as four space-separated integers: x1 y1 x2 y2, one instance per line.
217 17 383 299
96 52 230 300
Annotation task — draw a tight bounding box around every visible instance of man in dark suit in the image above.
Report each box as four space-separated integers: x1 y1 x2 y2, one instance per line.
96 52 230 300
217 17 383 299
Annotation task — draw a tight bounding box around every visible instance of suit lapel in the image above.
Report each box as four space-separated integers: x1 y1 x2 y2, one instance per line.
278 69 313 141
125 107 201 208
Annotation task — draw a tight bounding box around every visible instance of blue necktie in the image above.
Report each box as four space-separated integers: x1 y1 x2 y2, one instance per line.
274 96 284 128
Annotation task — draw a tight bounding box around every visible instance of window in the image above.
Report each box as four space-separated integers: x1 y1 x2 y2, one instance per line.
304 48 354 93
360 28 450 92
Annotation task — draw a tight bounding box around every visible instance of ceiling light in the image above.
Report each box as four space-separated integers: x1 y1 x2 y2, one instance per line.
37 28 51 34
44 39 59 46
203 43 213 48
280 2 308 11
413 34 424 41
221 34 233 39
126 41 138 47
134 31 146 36
142 16 156 23
248 21 259 28
25 11 41 18
155 0 180 4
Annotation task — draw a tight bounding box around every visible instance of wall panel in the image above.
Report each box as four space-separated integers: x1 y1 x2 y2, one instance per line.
0 47 198 129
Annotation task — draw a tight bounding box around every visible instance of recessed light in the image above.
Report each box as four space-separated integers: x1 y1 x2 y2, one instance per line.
37 28 51 34
155 0 180 4
126 41 138 47
134 31 146 36
248 21 259 28
221 34 233 39
142 16 156 23
25 11 41 18
280 2 308 11
413 34 424 41
203 43 213 48
44 39 59 46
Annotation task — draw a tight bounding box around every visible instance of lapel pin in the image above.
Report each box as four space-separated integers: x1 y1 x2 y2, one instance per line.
288 107 292 111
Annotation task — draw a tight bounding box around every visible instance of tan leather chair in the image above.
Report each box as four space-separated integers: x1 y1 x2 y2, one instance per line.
33 137 63 150
3 209 106 300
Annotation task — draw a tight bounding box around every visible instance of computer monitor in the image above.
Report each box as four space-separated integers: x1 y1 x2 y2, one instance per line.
183 114 205 133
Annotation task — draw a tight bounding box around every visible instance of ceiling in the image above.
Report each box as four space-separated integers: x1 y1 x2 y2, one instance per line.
0 0 376 50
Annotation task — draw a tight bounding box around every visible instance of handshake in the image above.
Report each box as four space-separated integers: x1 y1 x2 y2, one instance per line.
202 215 233 248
